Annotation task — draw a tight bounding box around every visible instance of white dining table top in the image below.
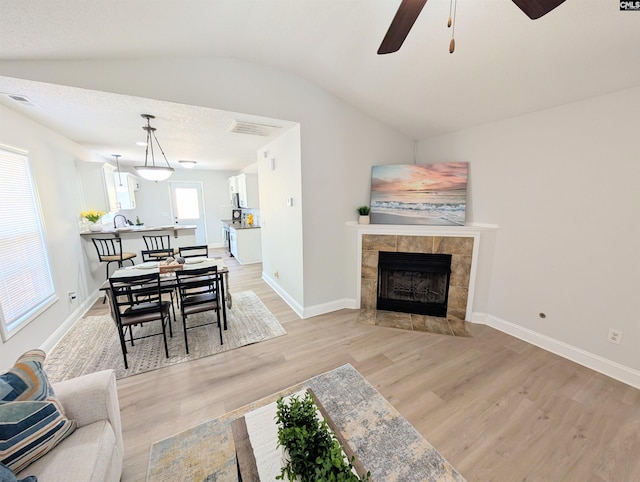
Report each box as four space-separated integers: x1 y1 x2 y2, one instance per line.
111 257 227 279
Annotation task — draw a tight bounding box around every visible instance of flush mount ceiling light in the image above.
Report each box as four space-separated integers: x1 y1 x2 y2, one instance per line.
134 114 175 182
179 160 197 169
113 154 127 192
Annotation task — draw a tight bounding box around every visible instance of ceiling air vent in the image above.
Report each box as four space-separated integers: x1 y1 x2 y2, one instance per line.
3 94 39 108
228 120 280 137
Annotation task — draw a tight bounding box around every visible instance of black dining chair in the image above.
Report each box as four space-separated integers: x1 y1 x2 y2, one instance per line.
92 237 137 279
108 272 173 369
175 265 222 353
141 248 174 262
140 248 180 319
178 245 209 259
143 235 177 257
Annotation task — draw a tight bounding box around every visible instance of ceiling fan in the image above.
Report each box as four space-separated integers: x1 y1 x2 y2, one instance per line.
378 0 568 54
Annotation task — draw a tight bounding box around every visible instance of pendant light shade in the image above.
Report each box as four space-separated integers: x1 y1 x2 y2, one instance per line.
134 114 175 182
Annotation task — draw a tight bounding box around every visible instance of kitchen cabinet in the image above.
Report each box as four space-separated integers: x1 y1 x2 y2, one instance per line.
228 173 259 208
102 164 119 212
228 175 238 204
114 172 140 210
229 226 262 265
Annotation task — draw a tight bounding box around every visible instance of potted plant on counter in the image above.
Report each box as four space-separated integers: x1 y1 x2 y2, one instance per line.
357 206 370 225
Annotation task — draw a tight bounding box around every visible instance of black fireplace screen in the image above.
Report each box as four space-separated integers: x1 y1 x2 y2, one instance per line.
377 252 452 317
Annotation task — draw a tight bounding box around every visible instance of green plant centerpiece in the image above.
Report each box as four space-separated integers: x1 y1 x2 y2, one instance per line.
275 392 369 482
356 206 370 216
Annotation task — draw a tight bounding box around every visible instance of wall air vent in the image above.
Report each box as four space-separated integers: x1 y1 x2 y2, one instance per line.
228 120 281 137
3 94 39 108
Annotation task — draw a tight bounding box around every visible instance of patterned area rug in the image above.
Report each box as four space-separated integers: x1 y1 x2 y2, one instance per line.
44 290 286 382
147 364 466 482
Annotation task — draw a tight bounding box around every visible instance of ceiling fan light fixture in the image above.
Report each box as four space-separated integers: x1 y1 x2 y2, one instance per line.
133 114 175 182
179 160 196 169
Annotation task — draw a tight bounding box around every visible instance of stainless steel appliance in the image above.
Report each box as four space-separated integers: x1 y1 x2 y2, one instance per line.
222 222 232 256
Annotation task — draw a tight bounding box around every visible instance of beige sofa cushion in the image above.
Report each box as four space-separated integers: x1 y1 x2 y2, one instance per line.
16 419 121 482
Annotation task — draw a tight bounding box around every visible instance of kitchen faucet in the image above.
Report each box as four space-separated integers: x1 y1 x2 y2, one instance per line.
113 214 127 229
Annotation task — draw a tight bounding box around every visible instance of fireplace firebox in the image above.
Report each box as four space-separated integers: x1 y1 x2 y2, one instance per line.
377 251 452 317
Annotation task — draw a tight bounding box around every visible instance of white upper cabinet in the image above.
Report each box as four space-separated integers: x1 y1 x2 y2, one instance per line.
102 164 119 212
113 172 140 210
229 173 259 208
228 175 239 204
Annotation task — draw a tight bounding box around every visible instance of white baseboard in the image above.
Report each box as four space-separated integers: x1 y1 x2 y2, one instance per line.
471 312 640 390
302 299 355 319
261 272 304 318
40 290 101 354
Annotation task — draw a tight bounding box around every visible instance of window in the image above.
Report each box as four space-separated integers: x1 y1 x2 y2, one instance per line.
174 187 200 219
0 145 56 341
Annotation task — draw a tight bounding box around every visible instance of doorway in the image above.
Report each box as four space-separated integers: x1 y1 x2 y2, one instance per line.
169 181 207 245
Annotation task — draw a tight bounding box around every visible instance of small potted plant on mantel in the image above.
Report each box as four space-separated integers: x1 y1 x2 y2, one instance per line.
357 206 370 225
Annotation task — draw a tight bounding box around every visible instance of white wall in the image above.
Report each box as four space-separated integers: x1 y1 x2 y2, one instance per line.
259 125 304 310
417 86 640 380
0 58 415 317
0 104 102 369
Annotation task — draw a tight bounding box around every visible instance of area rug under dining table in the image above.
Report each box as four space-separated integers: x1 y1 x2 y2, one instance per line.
44 290 286 382
147 364 465 482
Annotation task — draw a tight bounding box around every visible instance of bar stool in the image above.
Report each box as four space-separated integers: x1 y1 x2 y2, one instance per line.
91 237 137 280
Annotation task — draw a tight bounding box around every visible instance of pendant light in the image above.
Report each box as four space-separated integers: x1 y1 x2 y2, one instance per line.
134 114 175 182
113 154 127 192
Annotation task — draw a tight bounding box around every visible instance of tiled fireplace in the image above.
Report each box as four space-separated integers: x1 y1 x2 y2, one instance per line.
358 234 474 336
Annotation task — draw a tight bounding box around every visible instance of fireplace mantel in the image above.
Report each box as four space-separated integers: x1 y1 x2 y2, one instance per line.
347 221 498 332
346 221 498 237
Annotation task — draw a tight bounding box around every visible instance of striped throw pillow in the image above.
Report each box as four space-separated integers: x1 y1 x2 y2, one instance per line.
0 350 76 472
0 350 54 403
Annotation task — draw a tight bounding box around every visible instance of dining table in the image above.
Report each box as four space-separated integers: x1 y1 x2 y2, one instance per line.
101 257 231 329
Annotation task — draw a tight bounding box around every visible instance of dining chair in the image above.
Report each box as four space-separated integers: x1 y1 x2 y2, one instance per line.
92 237 137 280
178 245 209 259
143 235 177 257
140 248 180 319
141 248 174 262
175 265 222 353
108 272 173 369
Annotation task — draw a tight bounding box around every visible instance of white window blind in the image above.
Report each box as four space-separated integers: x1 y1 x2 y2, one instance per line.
0 145 56 341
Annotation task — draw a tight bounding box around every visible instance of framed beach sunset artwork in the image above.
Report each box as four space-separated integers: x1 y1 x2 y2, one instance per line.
370 162 468 226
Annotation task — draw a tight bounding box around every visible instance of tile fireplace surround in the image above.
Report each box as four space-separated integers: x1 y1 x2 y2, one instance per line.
352 223 488 337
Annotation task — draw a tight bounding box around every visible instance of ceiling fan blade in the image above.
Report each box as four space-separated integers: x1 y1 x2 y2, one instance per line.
378 0 429 55
511 0 568 19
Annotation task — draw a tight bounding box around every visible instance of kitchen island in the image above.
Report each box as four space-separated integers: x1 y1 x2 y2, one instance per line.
81 225 198 260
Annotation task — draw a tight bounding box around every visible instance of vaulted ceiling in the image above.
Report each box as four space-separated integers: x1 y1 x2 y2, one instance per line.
1 0 638 169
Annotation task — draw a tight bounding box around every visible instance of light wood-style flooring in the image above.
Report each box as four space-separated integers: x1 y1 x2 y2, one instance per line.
86 249 640 481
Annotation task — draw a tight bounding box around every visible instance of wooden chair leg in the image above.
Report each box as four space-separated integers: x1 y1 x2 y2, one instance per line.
217 308 223 345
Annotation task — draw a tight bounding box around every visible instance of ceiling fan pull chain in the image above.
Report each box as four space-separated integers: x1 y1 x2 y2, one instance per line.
449 0 458 53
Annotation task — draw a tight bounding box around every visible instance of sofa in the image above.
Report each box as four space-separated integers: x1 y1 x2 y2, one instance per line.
15 370 123 482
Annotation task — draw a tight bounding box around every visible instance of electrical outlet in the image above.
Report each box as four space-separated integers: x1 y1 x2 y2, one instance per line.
607 328 623 344
67 291 77 302
274 271 279 279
